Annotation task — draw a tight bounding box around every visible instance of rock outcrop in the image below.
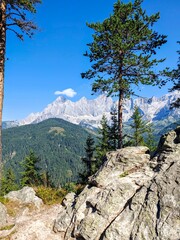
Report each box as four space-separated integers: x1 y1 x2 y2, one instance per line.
5 186 43 208
54 127 180 240
0 128 179 239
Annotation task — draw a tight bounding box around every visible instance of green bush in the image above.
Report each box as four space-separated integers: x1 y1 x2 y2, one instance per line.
35 186 67 205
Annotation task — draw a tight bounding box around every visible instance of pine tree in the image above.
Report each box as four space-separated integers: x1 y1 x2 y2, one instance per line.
82 0 167 149
20 150 42 187
0 168 19 195
84 135 95 176
95 115 111 168
0 0 41 178
145 123 157 152
81 135 95 182
130 106 147 146
109 104 118 150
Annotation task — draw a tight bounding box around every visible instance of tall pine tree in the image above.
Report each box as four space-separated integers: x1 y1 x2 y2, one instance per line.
82 0 167 149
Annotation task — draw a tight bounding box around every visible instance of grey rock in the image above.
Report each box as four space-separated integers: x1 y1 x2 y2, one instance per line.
53 192 76 237
5 186 43 208
54 127 180 240
0 202 7 227
19 91 180 128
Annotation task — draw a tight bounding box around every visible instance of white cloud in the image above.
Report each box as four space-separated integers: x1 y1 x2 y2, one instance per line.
54 88 77 98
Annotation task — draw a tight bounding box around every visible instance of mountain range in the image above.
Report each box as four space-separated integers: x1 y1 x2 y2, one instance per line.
2 91 180 187
17 91 179 128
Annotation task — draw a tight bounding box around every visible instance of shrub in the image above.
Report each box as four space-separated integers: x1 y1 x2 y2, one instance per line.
35 186 67 205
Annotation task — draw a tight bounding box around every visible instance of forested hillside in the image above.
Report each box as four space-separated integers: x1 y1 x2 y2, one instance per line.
2 118 95 187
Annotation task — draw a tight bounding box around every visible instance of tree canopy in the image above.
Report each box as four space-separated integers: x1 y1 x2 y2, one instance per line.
2 0 41 40
82 0 167 148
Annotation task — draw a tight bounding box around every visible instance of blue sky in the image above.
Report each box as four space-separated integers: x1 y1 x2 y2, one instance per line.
3 0 180 121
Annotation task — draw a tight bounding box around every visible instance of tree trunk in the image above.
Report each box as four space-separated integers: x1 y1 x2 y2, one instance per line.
0 0 6 179
118 89 123 149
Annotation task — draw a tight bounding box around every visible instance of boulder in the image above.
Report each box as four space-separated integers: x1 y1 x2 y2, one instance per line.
5 186 43 208
54 127 180 240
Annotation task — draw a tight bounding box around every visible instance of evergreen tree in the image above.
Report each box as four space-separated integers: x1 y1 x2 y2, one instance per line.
84 135 95 176
20 150 42 187
95 115 111 167
0 168 19 195
109 104 118 150
82 0 167 149
81 135 95 182
130 106 147 146
0 0 41 178
145 123 157 152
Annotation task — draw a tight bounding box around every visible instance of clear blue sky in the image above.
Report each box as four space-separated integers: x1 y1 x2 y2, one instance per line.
3 0 180 121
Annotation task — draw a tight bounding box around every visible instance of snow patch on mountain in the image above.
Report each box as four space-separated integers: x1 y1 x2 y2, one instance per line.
19 91 180 128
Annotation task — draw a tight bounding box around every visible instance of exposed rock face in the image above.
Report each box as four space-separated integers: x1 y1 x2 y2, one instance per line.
0 128 179 239
19 91 180 128
5 186 43 208
0 202 7 227
54 127 180 240
9 204 62 240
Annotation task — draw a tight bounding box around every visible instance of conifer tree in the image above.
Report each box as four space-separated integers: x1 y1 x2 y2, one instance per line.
0 168 18 195
130 106 147 146
0 0 41 178
20 150 42 187
82 0 167 149
145 123 157 152
81 135 95 182
95 115 110 167
84 135 95 176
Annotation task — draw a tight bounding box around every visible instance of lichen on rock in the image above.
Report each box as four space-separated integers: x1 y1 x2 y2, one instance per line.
54 127 180 240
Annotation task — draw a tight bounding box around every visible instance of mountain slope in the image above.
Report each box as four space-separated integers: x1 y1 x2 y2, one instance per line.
18 91 180 128
2 118 95 186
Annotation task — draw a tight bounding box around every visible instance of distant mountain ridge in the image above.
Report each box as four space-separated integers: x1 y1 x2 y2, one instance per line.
2 118 92 186
18 91 179 128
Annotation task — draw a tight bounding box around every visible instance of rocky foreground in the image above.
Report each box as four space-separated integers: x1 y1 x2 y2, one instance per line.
0 127 180 240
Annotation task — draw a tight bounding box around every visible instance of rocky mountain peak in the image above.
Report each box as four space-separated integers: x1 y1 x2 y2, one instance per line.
55 96 67 103
18 91 180 128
